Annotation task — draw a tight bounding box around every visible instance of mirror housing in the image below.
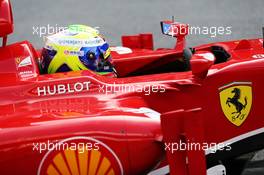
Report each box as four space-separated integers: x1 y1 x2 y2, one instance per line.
0 0 14 46
160 20 188 51
160 20 188 37
190 51 215 79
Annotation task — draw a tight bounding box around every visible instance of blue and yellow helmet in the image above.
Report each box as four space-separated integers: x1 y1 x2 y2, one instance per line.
41 25 113 74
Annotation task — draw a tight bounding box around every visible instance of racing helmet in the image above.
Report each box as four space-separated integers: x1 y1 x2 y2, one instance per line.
41 24 115 75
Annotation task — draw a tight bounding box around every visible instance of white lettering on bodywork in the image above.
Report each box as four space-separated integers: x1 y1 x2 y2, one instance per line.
37 81 91 96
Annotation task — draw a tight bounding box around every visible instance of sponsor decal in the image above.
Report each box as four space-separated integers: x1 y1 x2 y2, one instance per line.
17 56 32 67
15 57 21 64
37 137 123 175
252 54 264 59
64 50 85 56
38 98 92 115
110 46 132 54
37 81 91 96
19 70 35 80
219 82 252 126
53 38 105 47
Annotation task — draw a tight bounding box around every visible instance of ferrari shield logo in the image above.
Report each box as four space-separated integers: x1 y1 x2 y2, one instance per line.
219 82 252 126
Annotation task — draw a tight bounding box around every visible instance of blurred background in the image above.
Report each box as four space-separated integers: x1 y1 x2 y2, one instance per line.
8 0 264 174
9 0 264 49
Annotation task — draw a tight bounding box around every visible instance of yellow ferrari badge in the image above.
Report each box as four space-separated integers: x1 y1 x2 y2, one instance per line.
219 82 252 126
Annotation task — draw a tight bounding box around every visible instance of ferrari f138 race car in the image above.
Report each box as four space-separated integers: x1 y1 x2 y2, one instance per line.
0 0 264 175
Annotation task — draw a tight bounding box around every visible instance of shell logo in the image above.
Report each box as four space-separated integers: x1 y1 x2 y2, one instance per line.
38 137 123 175
15 57 21 64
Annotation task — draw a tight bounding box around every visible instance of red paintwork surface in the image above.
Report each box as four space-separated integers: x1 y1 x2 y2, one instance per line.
0 0 13 47
1 1 264 175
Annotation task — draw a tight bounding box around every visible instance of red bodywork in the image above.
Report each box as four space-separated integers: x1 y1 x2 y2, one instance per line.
0 0 264 175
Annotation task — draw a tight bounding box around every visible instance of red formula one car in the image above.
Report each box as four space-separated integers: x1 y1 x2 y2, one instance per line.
0 0 264 175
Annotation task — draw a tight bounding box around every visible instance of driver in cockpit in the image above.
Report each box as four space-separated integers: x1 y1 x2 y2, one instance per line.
40 24 117 77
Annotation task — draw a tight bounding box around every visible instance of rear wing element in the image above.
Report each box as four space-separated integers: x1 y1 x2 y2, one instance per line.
160 20 189 52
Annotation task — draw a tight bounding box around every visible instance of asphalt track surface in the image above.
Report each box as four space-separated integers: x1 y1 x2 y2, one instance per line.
8 0 264 174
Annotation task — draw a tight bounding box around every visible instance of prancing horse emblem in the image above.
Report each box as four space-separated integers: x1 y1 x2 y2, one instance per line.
226 88 247 121
219 82 252 126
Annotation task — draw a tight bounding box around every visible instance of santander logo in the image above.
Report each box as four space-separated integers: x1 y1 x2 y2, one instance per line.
18 56 32 68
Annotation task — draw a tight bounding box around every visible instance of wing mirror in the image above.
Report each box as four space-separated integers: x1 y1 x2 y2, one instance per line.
190 51 215 79
0 0 14 47
160 20 188 51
